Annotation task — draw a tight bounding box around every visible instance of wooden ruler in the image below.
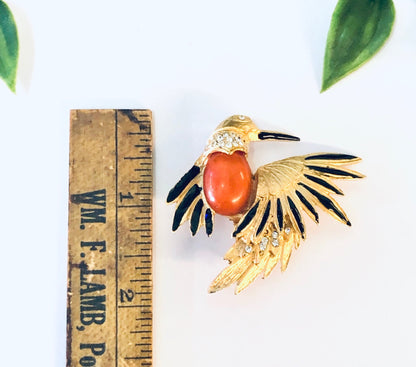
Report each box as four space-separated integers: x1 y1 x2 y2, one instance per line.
67 109 153 367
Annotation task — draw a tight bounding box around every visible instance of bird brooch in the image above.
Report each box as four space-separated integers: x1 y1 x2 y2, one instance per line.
167 115 363 294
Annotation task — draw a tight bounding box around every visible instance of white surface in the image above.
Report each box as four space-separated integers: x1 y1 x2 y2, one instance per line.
0 0 415 366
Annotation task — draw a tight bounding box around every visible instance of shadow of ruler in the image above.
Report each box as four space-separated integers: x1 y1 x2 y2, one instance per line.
67 109 153 367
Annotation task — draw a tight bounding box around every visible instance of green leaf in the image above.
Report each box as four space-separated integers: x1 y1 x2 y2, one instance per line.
0 0 19 92
322 0 395 92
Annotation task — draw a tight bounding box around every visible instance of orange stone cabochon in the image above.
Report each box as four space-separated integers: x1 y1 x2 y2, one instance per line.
203 151 253 216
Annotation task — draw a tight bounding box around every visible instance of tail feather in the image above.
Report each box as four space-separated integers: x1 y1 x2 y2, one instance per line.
263 254 280 278
235 255 269 294
209 217 300 294
208 255 251 294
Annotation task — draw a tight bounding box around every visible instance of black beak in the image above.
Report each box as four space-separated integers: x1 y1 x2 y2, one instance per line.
258 131 300 142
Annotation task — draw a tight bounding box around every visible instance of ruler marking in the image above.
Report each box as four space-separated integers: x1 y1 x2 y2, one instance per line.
119 204 150 208
119 305 151 309
125 254 151 259
134 326 152 330
130 279 151 283
130 330 151 333
125 156 152 160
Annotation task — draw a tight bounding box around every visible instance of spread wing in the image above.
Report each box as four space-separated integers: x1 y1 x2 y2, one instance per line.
209 153 364 294
167 163 214 236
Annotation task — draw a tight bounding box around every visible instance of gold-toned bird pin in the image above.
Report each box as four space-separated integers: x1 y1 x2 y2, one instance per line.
167 115 364 294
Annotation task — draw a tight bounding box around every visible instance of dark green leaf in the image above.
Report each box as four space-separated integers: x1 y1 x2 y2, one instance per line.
322 0 395 92
0 0 19 92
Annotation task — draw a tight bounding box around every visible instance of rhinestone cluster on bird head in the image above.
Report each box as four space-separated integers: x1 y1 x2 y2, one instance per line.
204 115 256 157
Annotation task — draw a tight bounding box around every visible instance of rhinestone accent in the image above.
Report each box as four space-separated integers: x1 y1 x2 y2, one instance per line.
285 228 291 234
272 239 279 247
272 231 278 239
233 135 242 147
208 131 246 151
239 115 245 120
245 245 253 253
259 237 268 251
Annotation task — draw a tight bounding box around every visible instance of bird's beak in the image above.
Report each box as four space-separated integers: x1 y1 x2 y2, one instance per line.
257 130 300 142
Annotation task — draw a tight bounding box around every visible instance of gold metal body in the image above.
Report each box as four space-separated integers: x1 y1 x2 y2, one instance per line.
168 115 363 294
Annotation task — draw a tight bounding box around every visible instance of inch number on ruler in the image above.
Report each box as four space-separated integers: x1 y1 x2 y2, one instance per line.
67 109 153 367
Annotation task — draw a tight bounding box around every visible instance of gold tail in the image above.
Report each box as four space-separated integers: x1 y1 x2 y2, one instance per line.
209 215 300 294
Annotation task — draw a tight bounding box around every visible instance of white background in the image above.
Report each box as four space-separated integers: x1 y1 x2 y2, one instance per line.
0 0 415 366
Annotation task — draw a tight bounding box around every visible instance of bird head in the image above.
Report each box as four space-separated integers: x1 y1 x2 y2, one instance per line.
203 115 300 158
